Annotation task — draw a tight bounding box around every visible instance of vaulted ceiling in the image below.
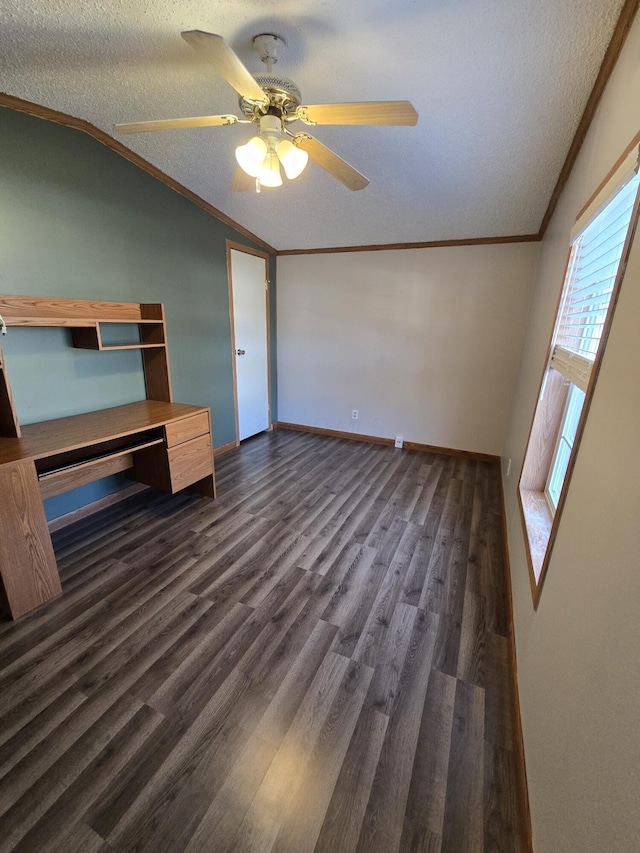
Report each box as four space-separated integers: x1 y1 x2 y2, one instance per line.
0 0 628 251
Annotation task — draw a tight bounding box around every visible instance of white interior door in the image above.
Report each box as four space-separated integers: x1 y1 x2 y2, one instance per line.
230 247 270 441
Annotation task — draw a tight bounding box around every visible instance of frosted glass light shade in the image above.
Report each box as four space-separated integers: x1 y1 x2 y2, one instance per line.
277 139 308 180
259 151 283 187
235 136 268 177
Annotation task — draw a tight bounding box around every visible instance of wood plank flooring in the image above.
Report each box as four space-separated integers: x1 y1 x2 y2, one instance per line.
0 429 526 852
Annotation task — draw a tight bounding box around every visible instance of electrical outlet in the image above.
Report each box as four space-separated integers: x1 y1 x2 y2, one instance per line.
395 436 403 449
352 409 358 420
506 458 512 476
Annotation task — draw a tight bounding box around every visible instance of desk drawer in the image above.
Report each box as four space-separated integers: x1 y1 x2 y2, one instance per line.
165 412 210 448
167 433 213 493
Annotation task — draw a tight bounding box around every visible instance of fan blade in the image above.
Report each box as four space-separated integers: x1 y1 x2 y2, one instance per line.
300 101 418 126
295 135 369 191
114 115 238 134
230 167 255 192
181 31 266 101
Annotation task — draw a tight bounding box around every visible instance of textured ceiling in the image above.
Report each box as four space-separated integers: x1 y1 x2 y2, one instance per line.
0 0 627 251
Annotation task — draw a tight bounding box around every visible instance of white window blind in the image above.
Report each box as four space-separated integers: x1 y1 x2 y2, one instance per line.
550 166 640 390
571 144 640 241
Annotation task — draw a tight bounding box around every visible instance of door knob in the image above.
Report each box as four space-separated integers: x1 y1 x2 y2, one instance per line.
236 348 246 356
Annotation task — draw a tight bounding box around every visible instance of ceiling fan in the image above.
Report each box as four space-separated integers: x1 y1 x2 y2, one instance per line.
114 30 418 192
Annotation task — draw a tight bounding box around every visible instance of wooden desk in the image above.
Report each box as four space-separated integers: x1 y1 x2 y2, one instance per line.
0 400 215 619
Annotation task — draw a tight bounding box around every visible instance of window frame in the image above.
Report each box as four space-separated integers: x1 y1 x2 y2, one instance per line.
517 139 640 608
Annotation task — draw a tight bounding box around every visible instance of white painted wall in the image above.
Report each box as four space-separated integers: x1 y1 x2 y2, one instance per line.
502 14 640 853
277 243 539 456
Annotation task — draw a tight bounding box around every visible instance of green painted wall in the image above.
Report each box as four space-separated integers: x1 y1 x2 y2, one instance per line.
0 106 277 519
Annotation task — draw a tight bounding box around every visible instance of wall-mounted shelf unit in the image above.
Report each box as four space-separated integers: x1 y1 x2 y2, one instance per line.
0 296 173 404
70 319 167 351
0 295 215 620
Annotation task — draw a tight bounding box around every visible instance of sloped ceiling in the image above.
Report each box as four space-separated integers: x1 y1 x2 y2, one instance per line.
0 0 628 251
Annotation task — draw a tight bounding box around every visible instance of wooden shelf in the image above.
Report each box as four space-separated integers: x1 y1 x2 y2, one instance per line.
0 296 163 322
2 318 165 327
70 321 166 352
4 317 101 328
92 343 166 351
96 319 164 325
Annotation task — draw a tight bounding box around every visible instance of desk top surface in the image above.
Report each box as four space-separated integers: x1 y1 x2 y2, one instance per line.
0 400 208 466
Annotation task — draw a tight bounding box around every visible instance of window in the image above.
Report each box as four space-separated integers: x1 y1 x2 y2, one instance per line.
518 143 640 607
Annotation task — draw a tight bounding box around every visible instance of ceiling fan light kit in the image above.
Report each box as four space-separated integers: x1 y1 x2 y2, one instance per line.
235 114 309 191
114 30 418 193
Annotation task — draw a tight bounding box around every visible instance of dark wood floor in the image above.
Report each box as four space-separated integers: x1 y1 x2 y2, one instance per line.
0 429 526 853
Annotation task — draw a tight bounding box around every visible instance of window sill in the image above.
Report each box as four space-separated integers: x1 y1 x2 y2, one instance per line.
519 488 553 588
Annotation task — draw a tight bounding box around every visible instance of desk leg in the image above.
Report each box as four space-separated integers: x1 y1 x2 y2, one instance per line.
0 460 61 619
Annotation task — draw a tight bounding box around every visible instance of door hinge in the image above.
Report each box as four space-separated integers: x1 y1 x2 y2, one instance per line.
265 279 269 292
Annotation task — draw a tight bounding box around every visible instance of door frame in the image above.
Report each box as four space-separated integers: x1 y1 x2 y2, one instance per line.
226 239 272 445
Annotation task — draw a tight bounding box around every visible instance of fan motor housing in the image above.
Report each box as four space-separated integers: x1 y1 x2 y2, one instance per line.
239 73 302 123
